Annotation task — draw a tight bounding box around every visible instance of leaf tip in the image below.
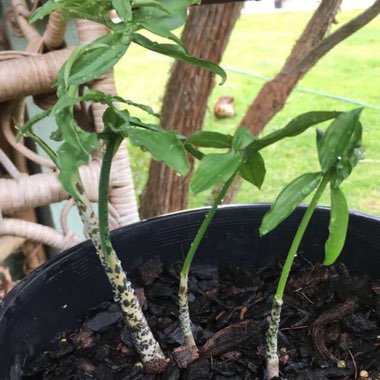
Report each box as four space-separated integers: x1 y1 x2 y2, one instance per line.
258 226 267 237
218 72 227 85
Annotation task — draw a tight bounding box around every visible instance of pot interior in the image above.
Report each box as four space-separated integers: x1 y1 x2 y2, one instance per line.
1 204 379 377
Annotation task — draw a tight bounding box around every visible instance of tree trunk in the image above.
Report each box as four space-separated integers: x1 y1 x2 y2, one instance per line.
140 2 243 219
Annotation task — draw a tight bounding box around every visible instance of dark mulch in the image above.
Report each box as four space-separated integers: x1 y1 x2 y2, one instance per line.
23 256 380 380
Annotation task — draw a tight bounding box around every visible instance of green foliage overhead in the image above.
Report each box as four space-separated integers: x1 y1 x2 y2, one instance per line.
133 0 187 34
57 33 130 92
132 33 227 84
30 0 113 23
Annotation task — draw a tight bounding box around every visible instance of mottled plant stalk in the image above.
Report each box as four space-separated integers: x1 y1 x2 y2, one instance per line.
179 176 234 349
75 136 167 374
266 174 329 379
25 124 167 372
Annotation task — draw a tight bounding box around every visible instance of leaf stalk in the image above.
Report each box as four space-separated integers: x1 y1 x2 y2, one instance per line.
98 136 167 372
179 175 234 348
266 173 330 379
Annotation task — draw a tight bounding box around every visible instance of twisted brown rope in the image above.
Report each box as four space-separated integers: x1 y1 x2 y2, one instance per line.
0 5 139 268
0 48 72 102
43 10 67 50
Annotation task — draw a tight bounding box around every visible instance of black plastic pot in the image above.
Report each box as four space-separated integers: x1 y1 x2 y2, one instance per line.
200 0 246 4
1 204 379 379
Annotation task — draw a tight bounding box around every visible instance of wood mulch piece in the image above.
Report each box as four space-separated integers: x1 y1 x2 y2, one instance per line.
23 258 380 379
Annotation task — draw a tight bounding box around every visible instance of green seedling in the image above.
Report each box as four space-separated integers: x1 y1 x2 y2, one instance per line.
24 0 226 373
177 111 344 356
259 108 364 379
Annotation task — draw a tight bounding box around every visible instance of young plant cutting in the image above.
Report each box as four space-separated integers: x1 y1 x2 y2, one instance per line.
3 0 378 379
259 108 364 379
22 0 227 373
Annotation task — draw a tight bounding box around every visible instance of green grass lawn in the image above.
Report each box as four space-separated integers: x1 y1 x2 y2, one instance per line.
115 9 380 217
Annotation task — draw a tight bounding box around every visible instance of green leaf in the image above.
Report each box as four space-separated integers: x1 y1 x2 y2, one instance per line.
57 32 130 90
56 109 98 198
324 187 349 266
133 0 187 48
260 172 322 235
316 129 324 149
29 0 61 23
24 129 58 164
52 95 84 114
133 0 187 33
128 117 160 131
17 108 52 139
188 131 232 149
102 107 130 134
232 127 254 150
82 89 115 105
132 33 227 84
49 0 113 23
191 151 243 194
120 98 160 118
112 0 132 21
128 128 189 175
239 151 266 189
253 111 341 150
318 108 363 173
330 122 364 188
133 0 171 13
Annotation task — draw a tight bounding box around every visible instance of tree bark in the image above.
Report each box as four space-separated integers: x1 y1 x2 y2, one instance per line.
241 0 344 137
140 2 243 219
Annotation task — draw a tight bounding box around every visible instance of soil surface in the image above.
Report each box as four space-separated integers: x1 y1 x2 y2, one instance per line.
24 256 380 380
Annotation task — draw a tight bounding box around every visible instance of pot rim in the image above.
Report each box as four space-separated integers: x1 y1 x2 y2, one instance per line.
1 203 379 319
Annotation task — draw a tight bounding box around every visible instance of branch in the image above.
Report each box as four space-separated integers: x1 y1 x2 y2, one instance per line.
225 0 380 203
281 0 342 73
240 0 344 135
295 0 380 76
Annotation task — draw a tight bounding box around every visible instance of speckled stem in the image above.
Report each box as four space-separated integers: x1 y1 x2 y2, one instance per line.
266 297 282 380
266 174 330 378
75 137 167 373
179 176 235 348
179 274 196 347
